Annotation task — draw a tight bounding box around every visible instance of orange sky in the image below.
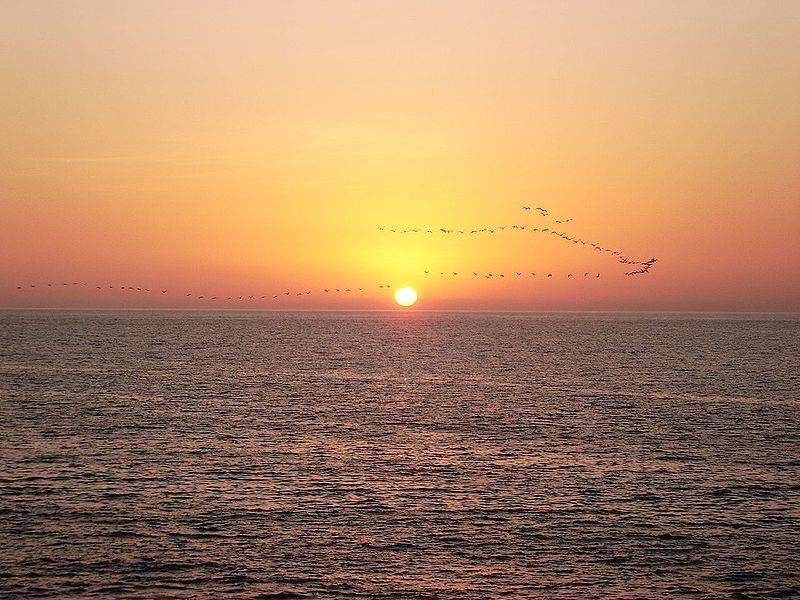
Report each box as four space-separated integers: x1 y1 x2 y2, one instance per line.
2 1 799 311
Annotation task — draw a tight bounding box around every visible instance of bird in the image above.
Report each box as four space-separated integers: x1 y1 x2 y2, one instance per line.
516 272 521 276
161 290 167 294
584 272 590 276
547 274 553 277
567 273 573 277
523 206 530 210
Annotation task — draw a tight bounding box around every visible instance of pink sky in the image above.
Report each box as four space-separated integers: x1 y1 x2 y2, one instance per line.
2 1 799 311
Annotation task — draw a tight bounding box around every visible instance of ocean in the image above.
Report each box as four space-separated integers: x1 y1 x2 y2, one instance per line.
1 310 799 598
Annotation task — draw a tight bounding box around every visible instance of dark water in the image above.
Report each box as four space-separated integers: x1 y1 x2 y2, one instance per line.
1 311 799 598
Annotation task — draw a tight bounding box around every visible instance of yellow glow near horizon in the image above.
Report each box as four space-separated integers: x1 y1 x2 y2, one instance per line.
394 287 418 307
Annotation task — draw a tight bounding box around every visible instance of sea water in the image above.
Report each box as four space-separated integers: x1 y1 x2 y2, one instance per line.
1 311 799 598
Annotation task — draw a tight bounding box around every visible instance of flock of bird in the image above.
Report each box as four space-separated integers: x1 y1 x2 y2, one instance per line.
380 206 657 277
425 271 602 279
14 205 657 302
14 281 393 301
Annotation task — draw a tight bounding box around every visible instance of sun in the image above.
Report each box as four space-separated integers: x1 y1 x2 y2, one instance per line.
394 287 418 307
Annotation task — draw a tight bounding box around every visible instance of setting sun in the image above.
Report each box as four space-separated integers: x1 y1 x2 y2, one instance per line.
394 287 418 307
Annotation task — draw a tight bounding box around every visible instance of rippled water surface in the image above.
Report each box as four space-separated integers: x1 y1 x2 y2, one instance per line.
1 310 799 598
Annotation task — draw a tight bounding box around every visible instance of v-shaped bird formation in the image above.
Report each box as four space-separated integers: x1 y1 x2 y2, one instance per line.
14 205 656 303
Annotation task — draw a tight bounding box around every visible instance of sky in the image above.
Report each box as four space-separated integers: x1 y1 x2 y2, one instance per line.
2 0 799 311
